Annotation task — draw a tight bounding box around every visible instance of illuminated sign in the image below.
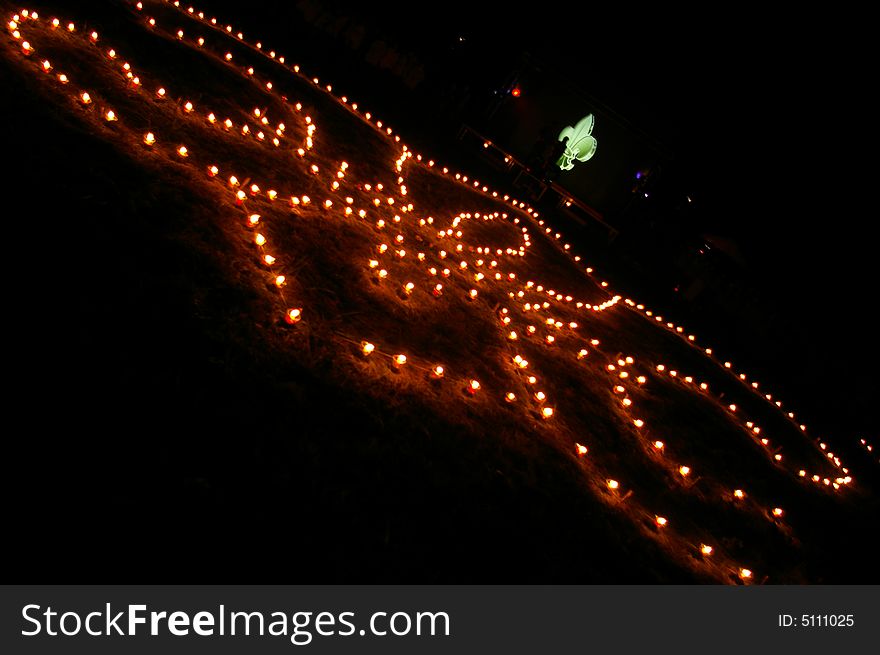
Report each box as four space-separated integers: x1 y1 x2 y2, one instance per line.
556 113 597 170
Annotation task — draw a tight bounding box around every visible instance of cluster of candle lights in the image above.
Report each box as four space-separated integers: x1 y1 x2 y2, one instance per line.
6 0 870 584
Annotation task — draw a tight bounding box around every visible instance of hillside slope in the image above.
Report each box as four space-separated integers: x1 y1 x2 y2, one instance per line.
3 0 877 582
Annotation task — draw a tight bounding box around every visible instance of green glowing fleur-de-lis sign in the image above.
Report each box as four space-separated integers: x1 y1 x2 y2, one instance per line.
556 113 598 171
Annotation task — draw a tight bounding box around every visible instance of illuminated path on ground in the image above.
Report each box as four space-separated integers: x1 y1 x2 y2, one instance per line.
5 0 872 582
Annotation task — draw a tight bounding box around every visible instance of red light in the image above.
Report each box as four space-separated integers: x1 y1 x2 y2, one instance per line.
511 87 521 97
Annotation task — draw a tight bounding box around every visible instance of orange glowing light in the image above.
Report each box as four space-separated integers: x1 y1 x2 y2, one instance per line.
655 516 668 527
177 146 188 158
607 479 619 490
679 466 690 477
361 341 375 356
734 489 745 499
576 443 588 456
393 354 407 367
143 132 155 146
772 507 784 517
505 392 517 403
541 407 554 419
739 568 752 580
700 544 713 556
284 308 302 324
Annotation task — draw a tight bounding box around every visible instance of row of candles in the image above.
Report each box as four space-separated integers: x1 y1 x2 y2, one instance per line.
151 0 871 583
9 1 860 583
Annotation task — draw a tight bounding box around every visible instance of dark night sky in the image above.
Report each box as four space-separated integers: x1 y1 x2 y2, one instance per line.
339 2 875 305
